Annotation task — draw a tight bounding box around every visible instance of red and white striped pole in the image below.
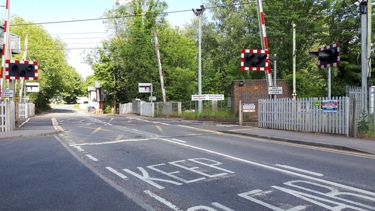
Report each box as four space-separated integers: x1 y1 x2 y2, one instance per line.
1 0 10 97
19 33 28 102
257 0 273 87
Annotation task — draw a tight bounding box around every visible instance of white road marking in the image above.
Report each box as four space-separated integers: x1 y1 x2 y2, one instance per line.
147 163 206 184
187 206 216 211
171 138 186 143
239 190 306 211
283 180 375 210
106 167 128 179
19 118 30 128
212 202 235 211
86 154 98 162
72 145 84 152
144 190 181 211
124 167 183 189
177 125 222 135
272 185 370 210
159 139 375 197
276 164 324 177
72 137 160 146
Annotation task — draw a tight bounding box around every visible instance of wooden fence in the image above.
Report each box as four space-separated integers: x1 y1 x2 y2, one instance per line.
258 97 350 136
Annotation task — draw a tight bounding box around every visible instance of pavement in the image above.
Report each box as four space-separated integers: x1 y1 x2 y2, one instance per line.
2 114 375 155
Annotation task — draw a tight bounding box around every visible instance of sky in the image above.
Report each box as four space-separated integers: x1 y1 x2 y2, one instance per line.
6 0 205 79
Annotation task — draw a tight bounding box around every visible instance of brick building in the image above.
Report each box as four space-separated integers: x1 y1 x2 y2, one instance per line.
231 79 292 116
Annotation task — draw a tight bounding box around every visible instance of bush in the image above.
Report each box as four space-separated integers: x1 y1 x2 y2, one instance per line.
104 105 112 114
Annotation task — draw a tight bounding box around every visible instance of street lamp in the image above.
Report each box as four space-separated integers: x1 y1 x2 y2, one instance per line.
192 5 205 113
357 0 369 92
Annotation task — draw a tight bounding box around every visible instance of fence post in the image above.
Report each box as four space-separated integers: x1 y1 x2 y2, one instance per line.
352 97 357 137
239 100 243 126
178 102 181 115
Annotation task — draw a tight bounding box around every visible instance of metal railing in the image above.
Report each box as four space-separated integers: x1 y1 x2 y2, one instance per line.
258 97 350 136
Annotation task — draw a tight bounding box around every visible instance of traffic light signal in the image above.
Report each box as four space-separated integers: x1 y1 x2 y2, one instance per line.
318 46 340 68
309 43 340 69
5 60 38 80
241 49 269 71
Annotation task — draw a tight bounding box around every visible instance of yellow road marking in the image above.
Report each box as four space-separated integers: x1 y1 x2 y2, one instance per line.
79 126 111 132
115 135 123 141
156 125 163 133
91 127 101 135
51 118 64 131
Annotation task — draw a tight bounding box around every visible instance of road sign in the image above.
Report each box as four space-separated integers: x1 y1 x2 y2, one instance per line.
25 82 40 92
243 103 255 112
268 87 283 95
149 96 156 101
191 94 224 101
321 100 338 112
138 83 152 93
1 89 14 97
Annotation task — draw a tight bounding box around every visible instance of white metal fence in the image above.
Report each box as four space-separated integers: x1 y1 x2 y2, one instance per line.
258 97 350 136
0 101 15 132
119 100 182 117
119 103 132 114
19 103 35 119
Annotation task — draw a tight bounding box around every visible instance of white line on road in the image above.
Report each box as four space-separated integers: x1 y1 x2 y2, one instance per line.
171 138 186 143
276 164 324 177
106 167 128 179
159 139 375 197
20 118 30 128
212 202 235 211
86 154 99 162
72 137 160 146
177 125 223 135
72 145 84 152
144 190 181 211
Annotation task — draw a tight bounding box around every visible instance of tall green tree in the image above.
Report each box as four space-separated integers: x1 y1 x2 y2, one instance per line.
9 16 82 109
87 0 198 105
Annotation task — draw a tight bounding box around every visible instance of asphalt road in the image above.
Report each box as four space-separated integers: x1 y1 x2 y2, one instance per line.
2 106 375 210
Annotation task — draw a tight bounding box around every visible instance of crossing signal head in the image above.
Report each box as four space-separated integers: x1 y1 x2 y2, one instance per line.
319 48 339 66
244 52 268 68
8 62 36 78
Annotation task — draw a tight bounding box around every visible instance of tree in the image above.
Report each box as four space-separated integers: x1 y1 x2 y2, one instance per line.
9 16 82 109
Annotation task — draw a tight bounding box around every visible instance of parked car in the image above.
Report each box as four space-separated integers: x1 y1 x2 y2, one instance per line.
87 106 95 112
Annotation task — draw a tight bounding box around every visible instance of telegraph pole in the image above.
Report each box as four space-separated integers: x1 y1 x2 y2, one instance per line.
192 5 206 113
292 23 297 99
154 31 167 102
367 0 372 88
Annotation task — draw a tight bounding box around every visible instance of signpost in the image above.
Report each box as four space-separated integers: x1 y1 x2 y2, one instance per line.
191 94 224 101
138 83 153 93
25 82 39 92
321 100 338 112
149 96 156 102
138 83 154 102
268 87 283 95
242 103 256 112
1 89 14 98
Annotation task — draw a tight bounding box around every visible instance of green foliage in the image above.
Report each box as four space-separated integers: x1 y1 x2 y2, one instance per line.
104 105 112 114
84 0 375 105
9 16 83 108
357 111 374 135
